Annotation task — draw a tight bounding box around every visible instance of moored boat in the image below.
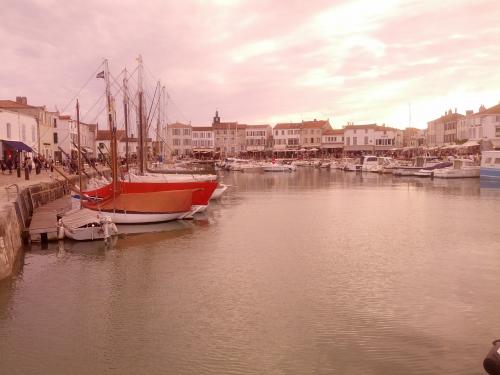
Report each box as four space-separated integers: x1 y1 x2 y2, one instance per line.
433 159 480 178
480 151 500 180
83 189 195 224
61 208 118 241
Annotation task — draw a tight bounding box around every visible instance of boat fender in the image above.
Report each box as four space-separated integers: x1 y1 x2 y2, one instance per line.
484 339 500 375
57 219 64 240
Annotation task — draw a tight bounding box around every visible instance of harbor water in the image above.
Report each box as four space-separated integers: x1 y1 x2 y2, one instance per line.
1 169 500 374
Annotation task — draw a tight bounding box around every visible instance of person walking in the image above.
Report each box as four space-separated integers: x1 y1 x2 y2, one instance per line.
6 156 13 174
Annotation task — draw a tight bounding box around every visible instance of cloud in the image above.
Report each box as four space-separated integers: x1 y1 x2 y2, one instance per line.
0 0 499 129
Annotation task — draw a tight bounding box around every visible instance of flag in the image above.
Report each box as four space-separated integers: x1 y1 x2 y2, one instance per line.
96 71 105 79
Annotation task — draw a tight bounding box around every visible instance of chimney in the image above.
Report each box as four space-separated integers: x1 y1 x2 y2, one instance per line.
16 96 28 105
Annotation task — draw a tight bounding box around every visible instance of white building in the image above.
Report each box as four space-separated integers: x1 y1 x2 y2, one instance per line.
166 122 192 157
461 104 500 142
191 126 214 155
245 124 272 153
321 129 344 154
272 123 301 152
0 108 38 160
344 124 402 152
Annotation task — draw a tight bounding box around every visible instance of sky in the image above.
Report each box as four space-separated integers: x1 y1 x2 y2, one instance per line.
1 0 500 129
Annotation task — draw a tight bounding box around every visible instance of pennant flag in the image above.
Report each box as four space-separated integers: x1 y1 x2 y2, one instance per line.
96 71 105 79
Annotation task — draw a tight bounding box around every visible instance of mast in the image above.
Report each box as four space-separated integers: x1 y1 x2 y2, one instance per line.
161 86 166 161
104 59 118 193
156 81 161 161
76 99 82 208
137 55 145 174
123 68 130 174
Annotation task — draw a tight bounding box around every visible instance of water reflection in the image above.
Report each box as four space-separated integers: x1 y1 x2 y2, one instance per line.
1 169 500 375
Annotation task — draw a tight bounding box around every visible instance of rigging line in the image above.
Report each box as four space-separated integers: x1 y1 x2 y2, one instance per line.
60 61 105 114
146 82 160 124
82 90 107 121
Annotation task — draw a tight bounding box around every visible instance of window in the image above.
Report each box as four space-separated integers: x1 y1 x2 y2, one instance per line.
495 158 500 165
364 136 368 144
346 137 350 145
183 129 190 136
496 126 500 137
353 137 357 145
173 139 181 146
6 123 11 139
172 129 180 136
53 118 57 128
485 158 491 164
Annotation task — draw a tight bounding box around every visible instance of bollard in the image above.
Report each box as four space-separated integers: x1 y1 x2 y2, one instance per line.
24 166 30 180
484 339 500 375
16 167 21 177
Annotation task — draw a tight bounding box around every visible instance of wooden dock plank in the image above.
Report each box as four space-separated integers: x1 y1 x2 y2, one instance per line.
28 196 72 237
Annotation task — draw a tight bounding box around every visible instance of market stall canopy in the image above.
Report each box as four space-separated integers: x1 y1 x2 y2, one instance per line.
459 140 480 148
2 140 33 152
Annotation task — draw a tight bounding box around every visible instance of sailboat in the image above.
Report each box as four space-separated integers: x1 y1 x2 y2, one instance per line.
82 58 199 224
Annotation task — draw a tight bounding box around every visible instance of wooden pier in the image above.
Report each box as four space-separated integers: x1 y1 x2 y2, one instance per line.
28 196 72 242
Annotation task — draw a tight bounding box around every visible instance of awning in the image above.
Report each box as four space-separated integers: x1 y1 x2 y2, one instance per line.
2 140 33 152
459 140 480 148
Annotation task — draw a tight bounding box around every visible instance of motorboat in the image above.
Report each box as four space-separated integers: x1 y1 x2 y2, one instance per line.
262 161 296 172
434 159 480 178
60 208 118 241
361 155 379 172
413 161 453 177
480 151 500 180
369 157 400 174
343 158 362 171
393 157 443 176
229 161 263 172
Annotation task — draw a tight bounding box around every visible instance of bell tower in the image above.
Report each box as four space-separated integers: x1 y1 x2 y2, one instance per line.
213 110 220 125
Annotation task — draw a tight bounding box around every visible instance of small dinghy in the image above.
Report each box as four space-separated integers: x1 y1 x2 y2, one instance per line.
59 208 118 241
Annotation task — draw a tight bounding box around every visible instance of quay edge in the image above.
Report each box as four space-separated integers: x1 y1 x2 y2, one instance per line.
0 169 110 282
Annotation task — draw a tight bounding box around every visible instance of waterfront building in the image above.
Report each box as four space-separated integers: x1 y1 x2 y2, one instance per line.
245 124 272 155
343 123 401 153
212 112 246 157
426 109 464 146
459 104 500 149
272 123 301 154
166 122 192 158
0 107 38 161
321 129 344 154
300 119 332 150
192 126 214 157
0 97 57 160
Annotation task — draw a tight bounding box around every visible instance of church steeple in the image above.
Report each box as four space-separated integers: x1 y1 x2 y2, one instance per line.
213 110 220 125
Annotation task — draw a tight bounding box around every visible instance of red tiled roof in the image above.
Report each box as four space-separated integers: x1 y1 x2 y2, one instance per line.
482 103 500 115
96 130 126 141
59 115 71 120
213 122 246 130
168 122 191 128
245 124 270 128
191 126 213 131
301 120 330 129
274 122 301 130
428 113 464 123
323 129 344 135
0 99 38 109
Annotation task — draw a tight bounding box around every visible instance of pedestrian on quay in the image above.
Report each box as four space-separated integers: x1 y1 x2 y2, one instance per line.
1 160 6 174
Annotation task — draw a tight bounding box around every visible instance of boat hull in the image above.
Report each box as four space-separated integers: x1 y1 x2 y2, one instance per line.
83 189 194 224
